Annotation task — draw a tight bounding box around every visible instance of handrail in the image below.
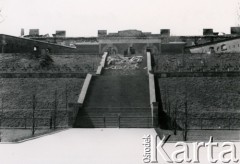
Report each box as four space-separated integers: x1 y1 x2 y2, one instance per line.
78 74 92 104
147 52 152 73
96 52 108 75
147 52 158 127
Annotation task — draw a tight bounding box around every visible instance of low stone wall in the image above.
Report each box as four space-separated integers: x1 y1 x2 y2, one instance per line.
156 72 240 78
0 73 87 78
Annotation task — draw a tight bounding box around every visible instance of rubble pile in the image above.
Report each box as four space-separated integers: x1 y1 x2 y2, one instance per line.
105 55 143 70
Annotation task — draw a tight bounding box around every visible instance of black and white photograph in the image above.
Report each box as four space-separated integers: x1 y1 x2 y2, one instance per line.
0 0 240 163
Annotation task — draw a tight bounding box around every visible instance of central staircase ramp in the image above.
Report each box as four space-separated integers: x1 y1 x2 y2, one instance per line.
74 75 152 128
74 52 157 128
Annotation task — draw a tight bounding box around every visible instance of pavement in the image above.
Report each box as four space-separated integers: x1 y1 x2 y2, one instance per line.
0 128 239 164
0 128 156 164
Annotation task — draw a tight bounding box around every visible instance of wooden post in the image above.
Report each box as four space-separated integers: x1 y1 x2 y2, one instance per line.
118 114 120 128
24 117 27 129
183 76 188 141
1 97 3 115
0 97 3 128
167 88 170 116
32 94 36 136
54 90 57 130
173 101 177 135
65 84 68 112
103 116 106 128
228 118 231 130
184 100 188 141
50 116 52 129
164 86 167 112
148 116 150 128
200 117 203 130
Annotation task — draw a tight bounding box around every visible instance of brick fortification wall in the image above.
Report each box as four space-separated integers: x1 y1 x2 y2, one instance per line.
75 44 99 54
99 39 161 55
0 34 99 54
0 34 76 53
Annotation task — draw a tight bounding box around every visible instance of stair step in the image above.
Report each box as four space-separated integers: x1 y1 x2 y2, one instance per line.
83 75 150 108
74 55 152 128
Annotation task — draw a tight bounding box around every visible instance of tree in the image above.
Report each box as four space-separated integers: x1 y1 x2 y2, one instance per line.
38 49 54 67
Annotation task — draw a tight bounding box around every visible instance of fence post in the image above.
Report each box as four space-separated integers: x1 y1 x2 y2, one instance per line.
32 94 36 136
54 90 58 130
118 114 120 128
1 97 3 128
50 116 52 129
1 97 3 114
183 100 188 141
24 117 27 129
173 102 177 135
200 117 202 130
148 117 150 128
228 118 231 130
103 116 106 128
65 84 68 112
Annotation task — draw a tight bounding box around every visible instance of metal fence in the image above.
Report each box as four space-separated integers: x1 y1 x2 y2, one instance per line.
75 116 158 128
166 117 240 130
0 91 70 136
0 116 69 129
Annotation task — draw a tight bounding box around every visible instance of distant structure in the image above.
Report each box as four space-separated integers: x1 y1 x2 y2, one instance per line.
20 28 24 36
160 29 170 36
231 27 240 35
98 29 161 55
4 26 240 54
98 30 107 37
188 37 240 53
187 27 240 53
29 29 39 36
203 29 213 35
55 31 66 37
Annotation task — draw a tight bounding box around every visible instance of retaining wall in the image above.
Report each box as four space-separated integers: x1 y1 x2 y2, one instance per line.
0 73 87 78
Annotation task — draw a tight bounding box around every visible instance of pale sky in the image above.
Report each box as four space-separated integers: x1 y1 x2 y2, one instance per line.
0 0 239 37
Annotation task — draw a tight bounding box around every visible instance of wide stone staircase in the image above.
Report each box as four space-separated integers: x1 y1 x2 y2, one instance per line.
74 53 154 128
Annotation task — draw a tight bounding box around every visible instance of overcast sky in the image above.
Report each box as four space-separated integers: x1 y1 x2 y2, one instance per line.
0 0 239 37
